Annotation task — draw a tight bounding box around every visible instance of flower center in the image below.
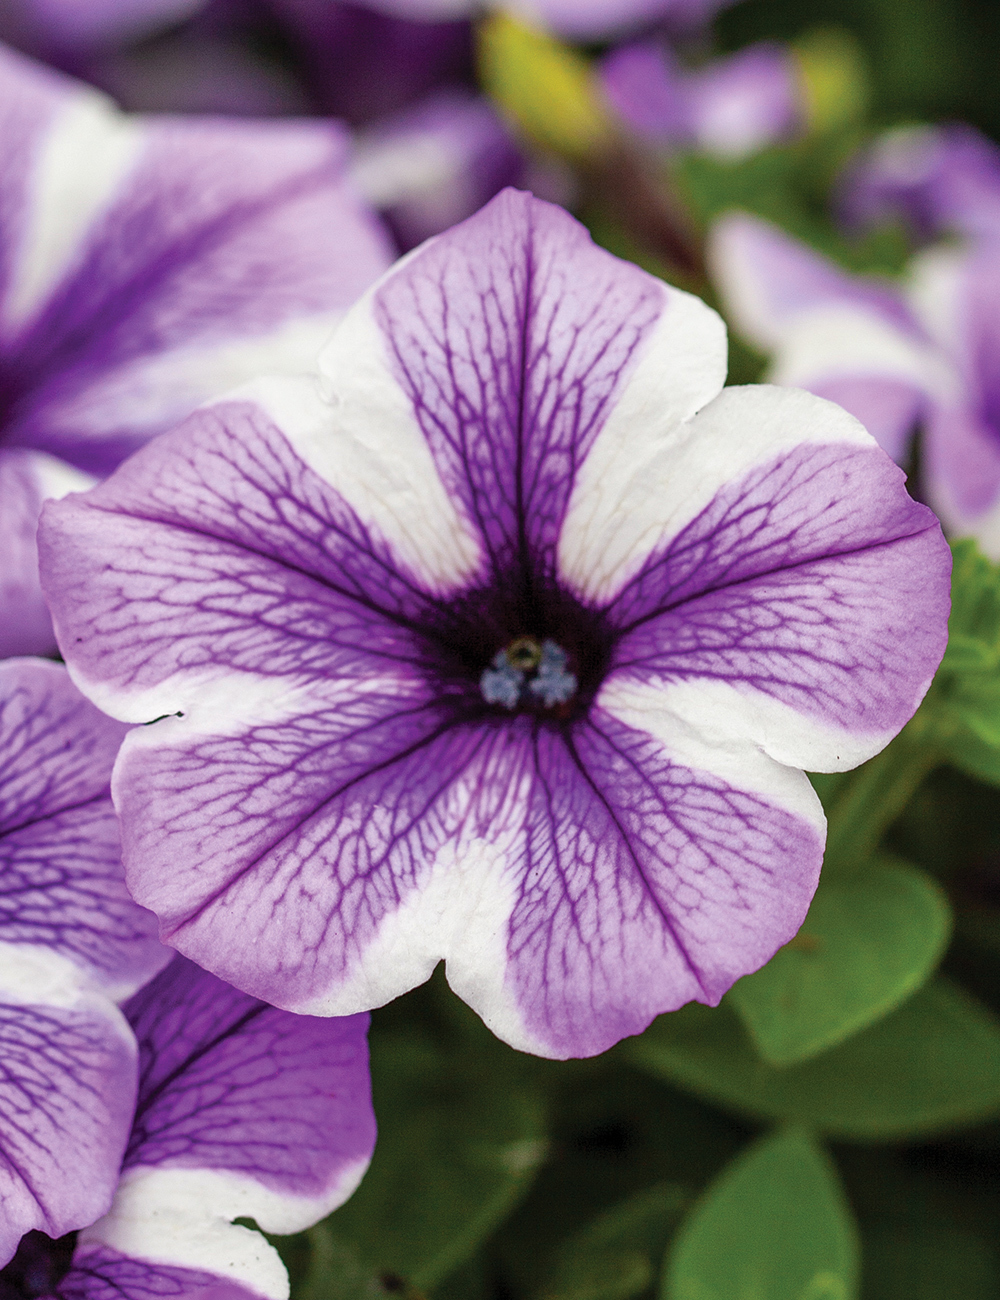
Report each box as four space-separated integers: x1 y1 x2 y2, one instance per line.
0 1230 76 1299
480 636 578 711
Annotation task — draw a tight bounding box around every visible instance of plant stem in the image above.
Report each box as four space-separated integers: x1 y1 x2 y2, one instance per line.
822 714 942 871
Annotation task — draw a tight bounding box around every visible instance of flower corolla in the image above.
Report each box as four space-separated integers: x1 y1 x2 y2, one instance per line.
839 122 1000 244
0 42 393 657
41 190 950 1060
0 659 375 1298
710 209 1000 557
600 40 802 160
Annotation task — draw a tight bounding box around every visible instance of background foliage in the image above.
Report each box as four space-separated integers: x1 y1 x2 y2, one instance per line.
281 2 1000 1296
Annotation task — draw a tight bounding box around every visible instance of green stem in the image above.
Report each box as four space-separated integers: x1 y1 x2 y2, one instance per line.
822 715 942 871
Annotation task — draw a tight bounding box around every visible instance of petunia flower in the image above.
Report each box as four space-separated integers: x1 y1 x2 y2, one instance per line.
0 0 201 60
40 190 950 1060
0 657 164 1260
710 210 1000 557
0 657 375 1293
839 122 1000 245
600 40 803 161
0 42 393 657
350 88 574 251
2 953 374 1300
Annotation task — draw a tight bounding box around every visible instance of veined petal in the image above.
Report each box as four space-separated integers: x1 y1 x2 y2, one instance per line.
345 188 722 582
568 386 949 771
39 391 458 724
60 1248 270 1300
59 1246 266 1300
501 702 824 1057
109 684 471 1013
0 45 393 474
0 659 164 997
0 995 136 1266
76 955 373 1300
110 696 821 1059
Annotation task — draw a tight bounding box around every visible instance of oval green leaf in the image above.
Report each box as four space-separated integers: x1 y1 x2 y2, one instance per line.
627 978 1000 1140
728 858 952 1065
664 1128 858 1300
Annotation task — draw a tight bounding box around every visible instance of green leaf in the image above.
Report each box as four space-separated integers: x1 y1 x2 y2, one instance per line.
728 857 951 1064
925 539 1000 783
477 12 612 160
626 977 1000 1140
323 1029 547 1289
543 1182 689 1300
664 1128 858 1300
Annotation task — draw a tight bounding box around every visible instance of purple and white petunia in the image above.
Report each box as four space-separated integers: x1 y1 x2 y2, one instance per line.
40 190 950 1060
0 658 375 1294
0 42 393 657
839 122 1000 244
0 657 164 1262
600 40 802 160
709 210 1000 556
1 953 375 1300
0 0 201 59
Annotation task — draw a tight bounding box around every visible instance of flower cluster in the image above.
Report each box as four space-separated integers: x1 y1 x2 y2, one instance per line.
0 661 374 1298
0 7 969 1293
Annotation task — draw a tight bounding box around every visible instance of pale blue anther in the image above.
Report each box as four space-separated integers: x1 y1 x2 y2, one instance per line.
480 649 524 709
528 640 577 708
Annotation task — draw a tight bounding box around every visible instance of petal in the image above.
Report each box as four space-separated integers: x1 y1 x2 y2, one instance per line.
107 683 465 1012
708 214 956 461
506 0 724 41
2 0 201 54
924 404 1000 558
599 43 690 143
683 44 801 160
109 687 822 1059
60 1245 268 1300
568 386 950 771
0 659 164 997
839 122 1000 242
0 995 136 1266
708 211 920 349
350 90 527 250
349 188 723 581
501 703 824 1057
0 45 392 474
39 389 456 723
121 955 374 1211
0 450 52 660
74 955 373 1300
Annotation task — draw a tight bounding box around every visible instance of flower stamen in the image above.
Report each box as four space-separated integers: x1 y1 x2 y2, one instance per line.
480 637 577 710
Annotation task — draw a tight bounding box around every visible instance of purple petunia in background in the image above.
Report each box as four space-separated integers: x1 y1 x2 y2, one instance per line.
0 42 393 658
600 39 803 160
40 189 950 1060
709 210 1000 556
0 658 375 1297
839 122 1000 245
